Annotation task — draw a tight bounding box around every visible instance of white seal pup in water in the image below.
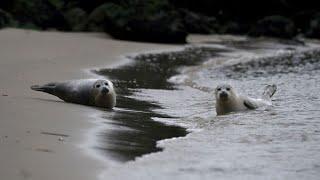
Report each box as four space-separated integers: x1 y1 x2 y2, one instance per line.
31 79 116 108
215 84 277 115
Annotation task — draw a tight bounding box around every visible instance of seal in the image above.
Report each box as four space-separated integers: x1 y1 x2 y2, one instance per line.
215 84 277 115
31 79 116 108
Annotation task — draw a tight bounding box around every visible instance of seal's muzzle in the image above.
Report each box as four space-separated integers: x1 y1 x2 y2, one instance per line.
101 87 109 94
220 91 228 99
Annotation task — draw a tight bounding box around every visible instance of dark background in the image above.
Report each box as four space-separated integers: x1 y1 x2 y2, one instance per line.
1 0 319 43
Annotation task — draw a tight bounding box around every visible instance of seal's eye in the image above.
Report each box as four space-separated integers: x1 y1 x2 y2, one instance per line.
96 84 101 88
226 87 230 91
217 88 221 91
104 82 108 86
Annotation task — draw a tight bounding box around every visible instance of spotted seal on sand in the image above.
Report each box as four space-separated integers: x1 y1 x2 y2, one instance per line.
31 79 116 108
215 84 277 115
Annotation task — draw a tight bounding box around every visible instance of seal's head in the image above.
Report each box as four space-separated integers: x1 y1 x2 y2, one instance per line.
215 84 237 102
92 79 114 95
92 79 116 108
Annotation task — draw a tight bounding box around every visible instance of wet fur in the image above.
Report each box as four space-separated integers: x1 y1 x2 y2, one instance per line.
215 84 276 115
31 79 116 108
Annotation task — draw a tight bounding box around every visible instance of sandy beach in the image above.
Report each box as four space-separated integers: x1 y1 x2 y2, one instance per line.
0 28 178 180
2 28 320 180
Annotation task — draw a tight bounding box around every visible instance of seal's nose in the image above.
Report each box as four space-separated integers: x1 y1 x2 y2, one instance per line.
220 91 228 98
101 87 109 94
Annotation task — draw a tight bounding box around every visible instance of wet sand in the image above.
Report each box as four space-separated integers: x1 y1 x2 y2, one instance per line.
0 28 178 180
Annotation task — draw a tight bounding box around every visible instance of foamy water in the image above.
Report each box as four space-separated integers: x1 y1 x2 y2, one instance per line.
98 37 320 179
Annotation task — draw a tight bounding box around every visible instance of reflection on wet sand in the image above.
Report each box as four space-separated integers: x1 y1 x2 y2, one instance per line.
94 47 226 161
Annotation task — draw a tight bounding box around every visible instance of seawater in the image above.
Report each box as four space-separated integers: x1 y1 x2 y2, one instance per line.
97 37 320 180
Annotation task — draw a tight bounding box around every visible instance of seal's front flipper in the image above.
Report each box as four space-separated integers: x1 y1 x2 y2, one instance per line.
244 99 258 110
262 84 277 99
30 82 56 94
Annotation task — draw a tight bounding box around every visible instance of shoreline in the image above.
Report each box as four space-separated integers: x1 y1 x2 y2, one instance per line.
98 35 320 180
0 28 180 180
2 28 319 180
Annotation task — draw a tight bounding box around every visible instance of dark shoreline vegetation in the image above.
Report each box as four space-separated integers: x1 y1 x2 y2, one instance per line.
93 47 225 161
1 0 320 43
